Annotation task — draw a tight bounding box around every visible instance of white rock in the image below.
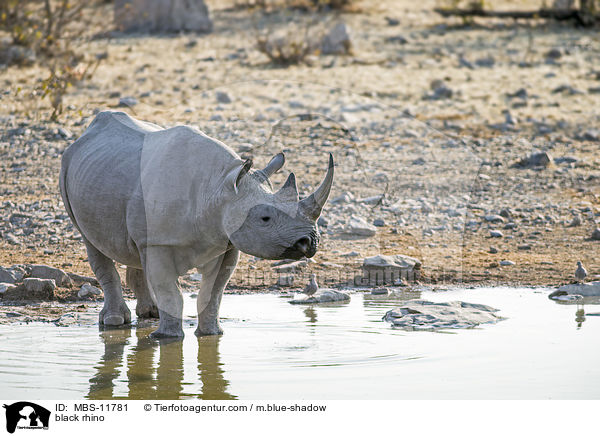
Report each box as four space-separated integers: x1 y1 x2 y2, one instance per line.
22 278 56 296
0 283 17 294
0 267 17 284
383 300 503 330
551 281 600 297
289 289 350 304
500 260 515 266
29 264 72 287
343 216 377 237
321 22 352 55
78 283 103 298
114 0 212 33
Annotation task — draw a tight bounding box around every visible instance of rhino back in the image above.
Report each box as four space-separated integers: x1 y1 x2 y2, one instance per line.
60 111 151 265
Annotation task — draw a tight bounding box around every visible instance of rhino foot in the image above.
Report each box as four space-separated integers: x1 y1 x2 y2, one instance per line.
136 301 159 319
99 302 131 326
194 322 223 337
150 310 184 339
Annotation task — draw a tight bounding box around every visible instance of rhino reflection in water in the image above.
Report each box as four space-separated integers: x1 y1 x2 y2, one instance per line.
88 329 234 400
60 111 334 338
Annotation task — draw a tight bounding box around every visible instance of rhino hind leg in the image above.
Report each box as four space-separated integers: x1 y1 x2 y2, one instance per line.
195 248 239 337
85 241 131 326
126 266 159 319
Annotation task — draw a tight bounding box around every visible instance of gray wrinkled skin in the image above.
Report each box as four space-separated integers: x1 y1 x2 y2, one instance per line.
59 111 334 338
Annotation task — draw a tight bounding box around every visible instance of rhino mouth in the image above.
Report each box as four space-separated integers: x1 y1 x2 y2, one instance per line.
282 232 319 259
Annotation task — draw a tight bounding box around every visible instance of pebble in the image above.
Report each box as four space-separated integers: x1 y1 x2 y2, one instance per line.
343 216 377 238
118 96 138 107
77 283 102 298
321 22 352 55
22 278 56 297
373 218 385 227
514 151 552 168
0 283 17 294
500 260 515 266
592 228 600 241
490 230 504 238
489 246 499 254
0 267 17 284
216 91 232 104
484 214 505 223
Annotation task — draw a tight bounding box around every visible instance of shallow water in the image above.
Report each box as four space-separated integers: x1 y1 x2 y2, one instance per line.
1 287 599 400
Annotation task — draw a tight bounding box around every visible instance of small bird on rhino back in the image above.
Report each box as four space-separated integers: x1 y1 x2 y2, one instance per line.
575 261 587 283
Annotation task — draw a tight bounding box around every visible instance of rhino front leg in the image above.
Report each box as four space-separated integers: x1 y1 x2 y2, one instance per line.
195 248 239 336
85 241 131 326
142 247 184 339
126 266 159 319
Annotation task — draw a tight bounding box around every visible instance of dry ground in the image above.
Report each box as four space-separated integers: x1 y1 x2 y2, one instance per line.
1 0 599 297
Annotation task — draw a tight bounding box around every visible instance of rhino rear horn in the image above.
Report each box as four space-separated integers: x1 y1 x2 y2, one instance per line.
258 152 285 179
299 153 334 220
276 172 299 202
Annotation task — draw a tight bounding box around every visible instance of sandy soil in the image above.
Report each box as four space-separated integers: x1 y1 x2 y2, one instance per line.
1 0 599 314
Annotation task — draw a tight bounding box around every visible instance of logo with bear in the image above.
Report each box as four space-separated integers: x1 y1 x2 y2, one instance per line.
3 402 50 433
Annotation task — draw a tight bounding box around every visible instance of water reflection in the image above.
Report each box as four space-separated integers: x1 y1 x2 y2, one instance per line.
303 307 317 324
87 327 235 400
550 296 600 330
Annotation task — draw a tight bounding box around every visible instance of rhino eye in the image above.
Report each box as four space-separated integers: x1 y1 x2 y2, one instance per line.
261 216 271 222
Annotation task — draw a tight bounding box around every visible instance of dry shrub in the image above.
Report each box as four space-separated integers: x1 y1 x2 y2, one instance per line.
256 20 323 65
0 0 105 120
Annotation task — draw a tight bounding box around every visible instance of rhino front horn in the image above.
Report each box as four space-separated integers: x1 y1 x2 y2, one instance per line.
299 153 334 220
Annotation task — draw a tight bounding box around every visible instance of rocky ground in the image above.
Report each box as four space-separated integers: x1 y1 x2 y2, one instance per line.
1 0 599 319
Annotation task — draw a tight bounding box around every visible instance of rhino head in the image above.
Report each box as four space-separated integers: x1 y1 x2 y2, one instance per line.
222 153 334 260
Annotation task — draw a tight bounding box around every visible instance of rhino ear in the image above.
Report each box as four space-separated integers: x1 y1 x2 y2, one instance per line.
225 159 253 194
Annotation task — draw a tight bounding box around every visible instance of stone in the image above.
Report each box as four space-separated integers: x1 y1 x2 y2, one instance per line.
370 288 389 295
342 216 377 238
29 265 72 287
77 283 103 298
273 260 307 274
484 214 505 223
118 96 138 107
3 233 20 245
566 216 582 227
500 260 515 266
67 272 99 287
0 283 17 294
489 246 499 254
22 278 56 299
514 151 552 168
373 218 385 227
549 281 600 299
321 22 352 55
382 300 503 330
114 0 212 33
289 289 350 304
592 228 600 240
545 48 562 59
0 267 17 284
361 254 421 285
489 230 504 238
216 91 231 104
581 129 600 141
475 56 495 67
